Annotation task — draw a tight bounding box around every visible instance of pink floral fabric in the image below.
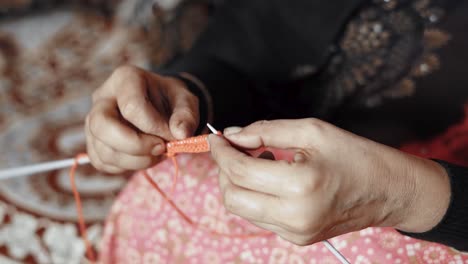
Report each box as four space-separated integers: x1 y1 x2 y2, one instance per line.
99 153 467 263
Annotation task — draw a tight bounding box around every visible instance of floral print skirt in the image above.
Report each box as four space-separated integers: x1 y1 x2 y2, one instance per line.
99 153 468 264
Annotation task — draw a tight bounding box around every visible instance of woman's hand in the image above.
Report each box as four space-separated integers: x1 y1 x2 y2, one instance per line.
85 65 199 173
209 119 450 245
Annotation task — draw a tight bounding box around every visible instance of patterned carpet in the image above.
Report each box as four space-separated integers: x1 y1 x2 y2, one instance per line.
0 1 209 263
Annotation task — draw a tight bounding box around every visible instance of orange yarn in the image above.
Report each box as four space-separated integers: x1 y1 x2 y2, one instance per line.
166 134 211 195
69 133 271 263
143 170 271 238
70 153 96 263
166 134 211 156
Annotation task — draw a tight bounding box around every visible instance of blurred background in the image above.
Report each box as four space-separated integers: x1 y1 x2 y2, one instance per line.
1 0 468 263
0 0 212 263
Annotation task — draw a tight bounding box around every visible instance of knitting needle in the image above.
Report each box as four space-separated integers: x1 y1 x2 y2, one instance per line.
0 124 217 181
0 124 218 181
0 155 90 181
207 122 350 264
206 123 219 134
324 240 350 264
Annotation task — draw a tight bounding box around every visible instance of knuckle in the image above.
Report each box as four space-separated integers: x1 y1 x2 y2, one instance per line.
304 118 327 135
99 154 113 165
98 147 115 164
289 236 313 246
288 183 307 197
90 158 105 172
222 188 238 214
130 139 145 154
91 90 100 102
120 100 141 120
288 170 318 196
107 168 125 175
190 94 199 110
290 217 313 234
253 119 271 128
226 158 248 177
87 112 100 136
218 172 228 191
301 179 318 195
176 106 195 119
92 84 110 102
136 157 152 169
255 208 270 223
85 114 91 128
284 206 315 233
114 65 140 78
183 92 199 110
230 172 247 187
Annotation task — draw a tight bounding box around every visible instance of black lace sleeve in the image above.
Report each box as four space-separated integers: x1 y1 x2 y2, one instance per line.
293 0 452 119
162 0 365 128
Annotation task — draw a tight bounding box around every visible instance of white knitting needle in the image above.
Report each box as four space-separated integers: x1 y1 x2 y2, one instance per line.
206 123 350 264
324 240 350 264
0 155 90 180
0 124 219 181
0 124 218 181
207 123 219 134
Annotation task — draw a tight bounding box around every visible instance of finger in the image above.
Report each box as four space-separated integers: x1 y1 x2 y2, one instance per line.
222 179 290 235
273 229 316 246
249 220 309 243
223 119 327 149
88 100 166 156
86 130 125 174
249 220 286 234
221 176 281 226
113 68 173 139
248 220 315 245
93 138 155 170
168 89 199 140
250 217 320 246
210 135 301 195
218 167 230 196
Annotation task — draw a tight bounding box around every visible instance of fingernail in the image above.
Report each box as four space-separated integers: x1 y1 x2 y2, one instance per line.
294 152 306 163
224 126 242 136
151 144 164 156
207 134 214 148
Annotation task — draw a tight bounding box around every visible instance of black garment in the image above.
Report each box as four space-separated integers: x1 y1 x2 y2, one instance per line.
400 160 468 251
161 0 468 250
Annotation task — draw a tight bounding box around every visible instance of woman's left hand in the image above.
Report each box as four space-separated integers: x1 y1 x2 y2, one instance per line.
208 119 450 245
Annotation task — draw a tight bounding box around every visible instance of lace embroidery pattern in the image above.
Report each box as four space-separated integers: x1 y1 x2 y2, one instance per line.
323 0 450 110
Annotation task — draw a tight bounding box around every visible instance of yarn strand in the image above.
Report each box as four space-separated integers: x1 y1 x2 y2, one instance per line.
70 153 96 263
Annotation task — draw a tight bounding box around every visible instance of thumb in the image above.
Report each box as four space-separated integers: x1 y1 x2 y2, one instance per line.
115 70 173 140
169 94 199 140
223 119 315 149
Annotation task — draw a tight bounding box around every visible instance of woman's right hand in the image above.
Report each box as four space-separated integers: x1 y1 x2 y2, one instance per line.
85 65 200 173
